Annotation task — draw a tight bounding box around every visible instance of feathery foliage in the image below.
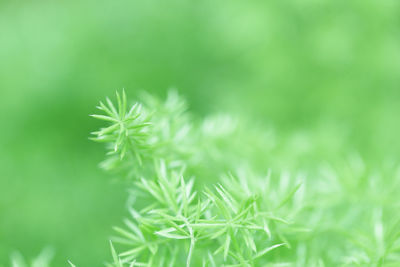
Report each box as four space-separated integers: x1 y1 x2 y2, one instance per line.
87 90 400 267
11 90 400 266
89 91 301 266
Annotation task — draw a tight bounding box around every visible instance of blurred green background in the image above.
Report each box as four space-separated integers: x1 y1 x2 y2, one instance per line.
0 0 399 265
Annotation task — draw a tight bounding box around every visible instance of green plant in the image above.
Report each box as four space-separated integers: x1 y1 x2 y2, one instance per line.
9 90 400 267
88 91 400 267
88 90 305 266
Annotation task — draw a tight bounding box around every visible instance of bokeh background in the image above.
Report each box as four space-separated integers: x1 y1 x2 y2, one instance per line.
1 0 399 265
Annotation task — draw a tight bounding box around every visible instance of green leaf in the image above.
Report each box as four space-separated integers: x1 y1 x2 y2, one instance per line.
253 243 286 259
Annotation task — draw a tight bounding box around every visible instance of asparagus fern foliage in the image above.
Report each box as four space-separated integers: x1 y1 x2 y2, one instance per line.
90 90 298 266
12 90 400 267
88 90 400 267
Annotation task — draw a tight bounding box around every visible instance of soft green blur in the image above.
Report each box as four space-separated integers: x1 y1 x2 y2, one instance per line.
0 0 399 265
